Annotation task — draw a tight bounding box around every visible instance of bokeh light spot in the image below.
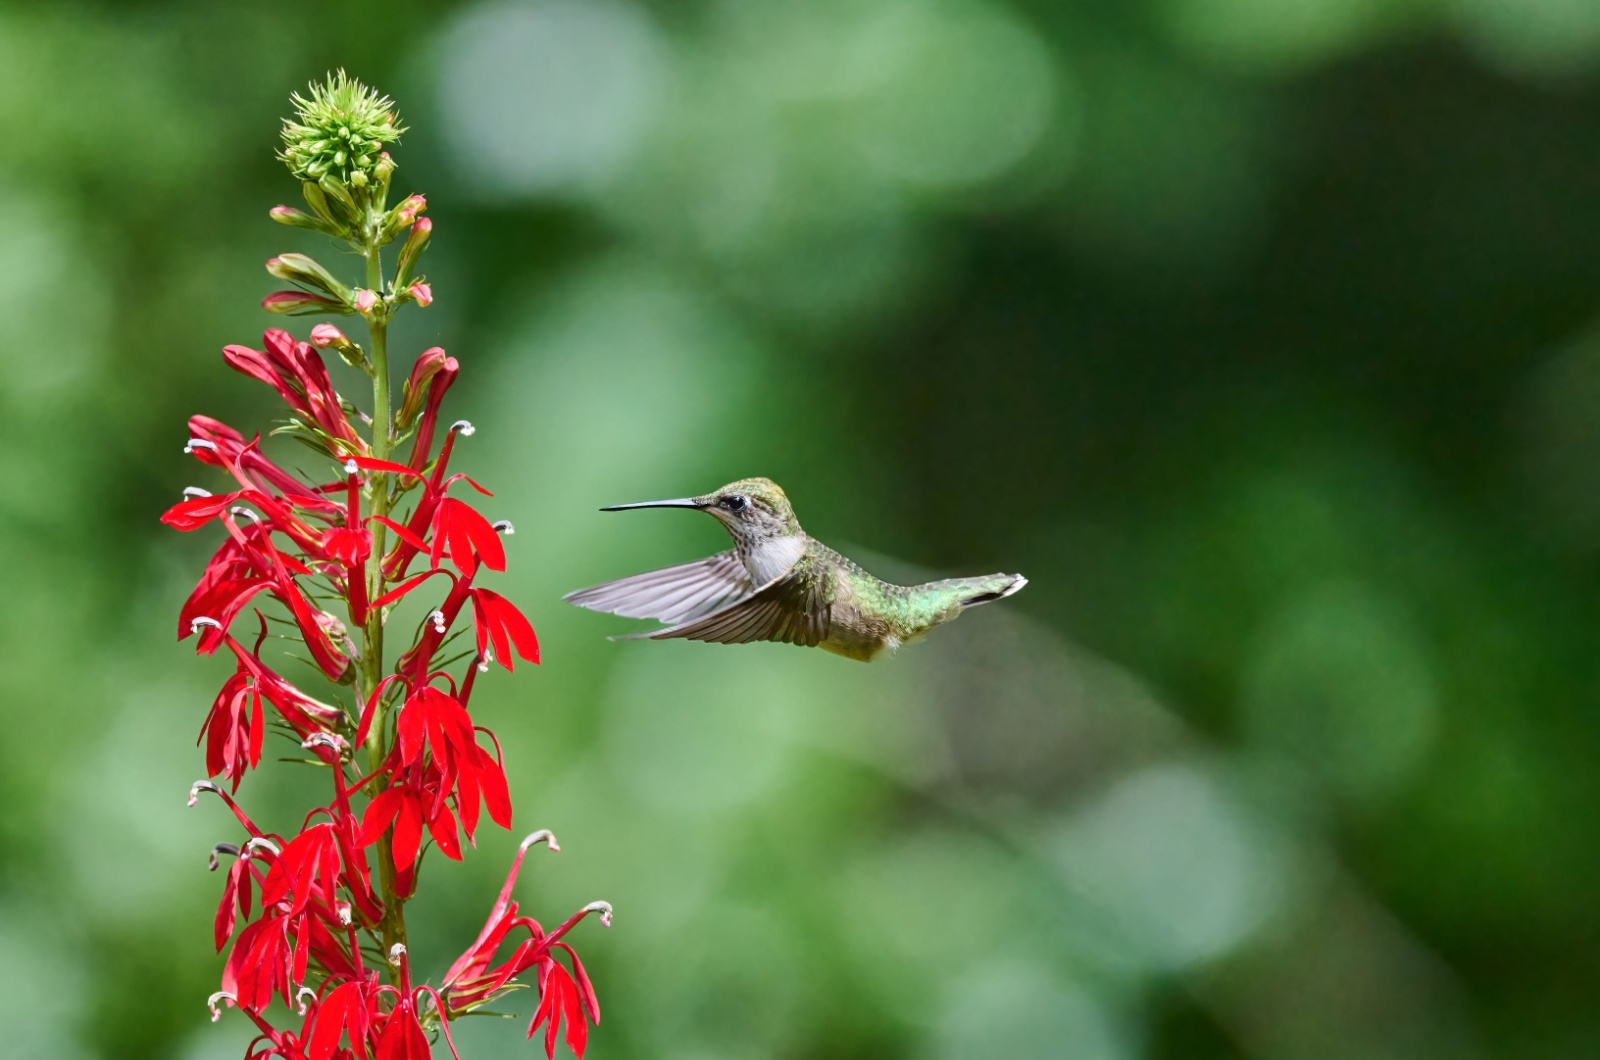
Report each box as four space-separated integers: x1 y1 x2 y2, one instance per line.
1052 762 1289 971
848 0 1059 190
433 0 668 198
1241 580 1438 804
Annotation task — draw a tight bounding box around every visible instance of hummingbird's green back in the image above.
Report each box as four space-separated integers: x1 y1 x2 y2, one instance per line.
808 540 1026 660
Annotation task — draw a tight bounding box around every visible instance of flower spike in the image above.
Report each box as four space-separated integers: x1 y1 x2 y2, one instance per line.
166 72 601 1059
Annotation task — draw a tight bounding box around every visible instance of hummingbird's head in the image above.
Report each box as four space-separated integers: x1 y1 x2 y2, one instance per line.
695 478 801 543
600 477 802 545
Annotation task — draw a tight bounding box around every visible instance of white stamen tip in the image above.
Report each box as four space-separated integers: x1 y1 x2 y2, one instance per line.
207 991 236 1022
477 659 489 673
188 780 220 806
388 943 407 966
208 842 240 871
183 487 213 499
337 901 353 926
429 609 447 633
185 439 217 453
190 617 223 634
296 986 316 1015
302 732 346 753
583 900 614 927
492 520 515 535
244 836 281 858
450 419 475 436
520 830 560 853
344 459 359 475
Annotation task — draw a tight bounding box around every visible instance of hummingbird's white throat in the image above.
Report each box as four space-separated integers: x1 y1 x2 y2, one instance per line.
744 534 805 586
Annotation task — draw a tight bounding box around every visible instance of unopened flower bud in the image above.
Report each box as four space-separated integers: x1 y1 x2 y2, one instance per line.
371 153 396 205
301 181 342 226
407 281 432 308
394 217 431 287
262 290 345 316
381 194 428 244
310 323 349 350
354 289 379 314
310 323 366 370
396 347 452 429
265 253 351 300
393 194 427 226
268 204 335 234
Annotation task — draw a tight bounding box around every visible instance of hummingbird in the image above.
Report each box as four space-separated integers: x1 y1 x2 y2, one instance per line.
564 477 1027 661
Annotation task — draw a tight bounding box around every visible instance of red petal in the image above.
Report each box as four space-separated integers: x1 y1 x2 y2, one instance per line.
213 881 237 952
349 455 426 481
358 788 404 848
376 1005 430 1060
368 515 430 554
563 964 589 1057
307 981 355 1060
475 744 512 830
563 943 601 1025
393 796 424 873
397 693 427 767
427 801 463 861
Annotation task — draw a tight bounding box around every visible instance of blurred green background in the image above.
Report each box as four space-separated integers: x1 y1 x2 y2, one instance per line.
5 0 1600 1057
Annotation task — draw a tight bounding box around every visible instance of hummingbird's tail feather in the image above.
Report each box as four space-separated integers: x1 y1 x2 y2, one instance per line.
563 550 756 625
951 572 1028 607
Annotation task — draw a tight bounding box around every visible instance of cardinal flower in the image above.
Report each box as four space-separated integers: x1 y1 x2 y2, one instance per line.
174 73 612 1060
440 833 609 1057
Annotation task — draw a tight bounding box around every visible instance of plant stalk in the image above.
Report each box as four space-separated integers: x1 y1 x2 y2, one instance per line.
358 219 406 973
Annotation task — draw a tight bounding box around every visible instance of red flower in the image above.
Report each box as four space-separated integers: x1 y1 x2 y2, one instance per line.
471 588 540 671
221 823 364 1015
397 347 456 437
223 329 364 451
355 686 511 874
431 495 505 575
186 416 342 512
171 499 351 680
210 843 256 951
305 978 377 1060
441 833 609 1058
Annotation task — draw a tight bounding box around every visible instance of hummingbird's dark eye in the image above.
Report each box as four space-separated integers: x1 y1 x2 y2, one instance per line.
723 495 748 512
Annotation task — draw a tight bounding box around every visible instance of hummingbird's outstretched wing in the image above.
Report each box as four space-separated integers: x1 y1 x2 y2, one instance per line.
618 569 831 648
563 550 755 625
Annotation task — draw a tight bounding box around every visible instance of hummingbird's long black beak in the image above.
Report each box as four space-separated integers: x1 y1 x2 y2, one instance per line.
599 498 705 512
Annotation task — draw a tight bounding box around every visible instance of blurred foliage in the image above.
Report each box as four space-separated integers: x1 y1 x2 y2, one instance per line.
4 0 1600 1057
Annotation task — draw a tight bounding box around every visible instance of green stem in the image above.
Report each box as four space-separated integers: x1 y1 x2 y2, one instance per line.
357 226 406 973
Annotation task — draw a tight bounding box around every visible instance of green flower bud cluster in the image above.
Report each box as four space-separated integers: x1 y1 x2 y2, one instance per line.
279 70 404 190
